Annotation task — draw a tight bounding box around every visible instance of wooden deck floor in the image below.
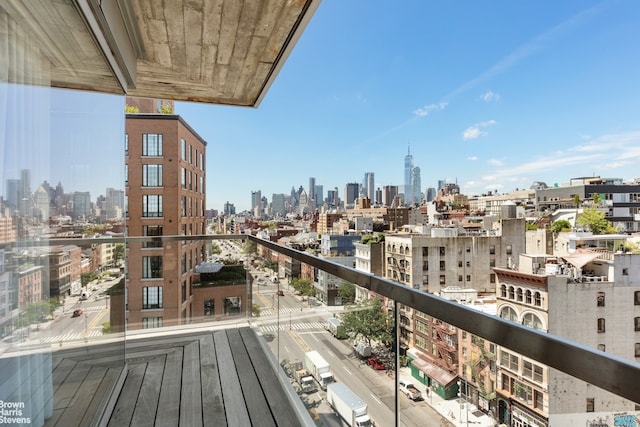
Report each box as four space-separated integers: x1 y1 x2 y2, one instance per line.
45 327 311 427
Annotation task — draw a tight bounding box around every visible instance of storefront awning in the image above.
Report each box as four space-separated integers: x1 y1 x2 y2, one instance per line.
411 358 457 387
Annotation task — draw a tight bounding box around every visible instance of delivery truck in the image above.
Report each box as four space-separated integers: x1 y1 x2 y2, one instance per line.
304 351 334 390
294 368 316 393
326 382 373 427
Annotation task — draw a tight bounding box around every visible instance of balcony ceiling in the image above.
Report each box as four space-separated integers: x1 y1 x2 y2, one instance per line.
1 0 321 107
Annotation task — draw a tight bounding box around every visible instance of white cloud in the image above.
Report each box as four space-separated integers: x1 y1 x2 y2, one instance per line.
467 156 478 161
481 91 501 102
414 102 447 117
488 158 504 166
463 119 496 140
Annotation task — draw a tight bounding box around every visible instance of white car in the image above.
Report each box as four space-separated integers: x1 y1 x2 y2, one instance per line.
399 379 422 401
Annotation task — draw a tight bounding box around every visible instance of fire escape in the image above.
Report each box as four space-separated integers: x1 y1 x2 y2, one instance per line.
433 319 458 372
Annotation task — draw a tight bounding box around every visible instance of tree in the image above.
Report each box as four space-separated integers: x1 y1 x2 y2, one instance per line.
340 298 392 345
159 103 174 114
337 282 355 304
241 240 257 255
81 272 98 286
125 105 139 113
361 233 385 244
576 207 611 235
113 243 125 263
550 219 572 233
290 278 315 297
251 303 261 317
211 242 222 254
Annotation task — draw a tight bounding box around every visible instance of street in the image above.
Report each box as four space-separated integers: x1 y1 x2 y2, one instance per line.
248 265 453 427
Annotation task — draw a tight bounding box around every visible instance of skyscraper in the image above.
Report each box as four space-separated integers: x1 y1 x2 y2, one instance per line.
404 145 414 205
364 172 374 202
309 177 316 203
411 166 422 205
344 182 359 206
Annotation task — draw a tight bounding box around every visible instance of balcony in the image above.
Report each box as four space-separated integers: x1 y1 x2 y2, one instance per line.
3 234 639 427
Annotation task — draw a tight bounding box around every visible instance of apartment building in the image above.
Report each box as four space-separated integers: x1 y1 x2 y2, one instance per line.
494 246 640 426
125 114 207 330
535 176 640 232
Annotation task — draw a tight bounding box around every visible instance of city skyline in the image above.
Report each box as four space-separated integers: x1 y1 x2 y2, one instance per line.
3 2 640 214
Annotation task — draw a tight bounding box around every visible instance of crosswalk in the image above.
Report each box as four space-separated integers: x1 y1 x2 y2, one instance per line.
260 321 325 333
259 307 308 316
17 330 103 345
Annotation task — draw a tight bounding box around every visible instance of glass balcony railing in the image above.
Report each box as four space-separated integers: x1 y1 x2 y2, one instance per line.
4 233 635 427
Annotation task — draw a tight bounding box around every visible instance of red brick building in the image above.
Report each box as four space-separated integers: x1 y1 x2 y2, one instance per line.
124 113 207 330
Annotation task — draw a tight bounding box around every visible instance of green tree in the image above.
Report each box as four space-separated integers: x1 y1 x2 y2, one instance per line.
360 233 385 244
576 207 611 235
337 282 355 304
592 192 601 206
81 272 98 286
550 219 572 233
102 322 111 334
340 298 392 345
22 301 56 323
113 243 125 263
251 303 261 317
125 105 139 113
242 240 257 255
159 103 173 114
211 242 222 254
290 278 315 297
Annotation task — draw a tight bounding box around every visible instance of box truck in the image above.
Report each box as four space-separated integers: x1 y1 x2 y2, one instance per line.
304 351 334 390
326 382 373 427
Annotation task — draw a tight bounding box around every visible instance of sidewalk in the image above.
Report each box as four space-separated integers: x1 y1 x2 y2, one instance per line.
399 367 497 427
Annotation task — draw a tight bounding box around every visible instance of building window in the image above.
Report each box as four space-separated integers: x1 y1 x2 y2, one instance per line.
635 343 640 357
440 261 445 271
423 261 428 270
142 134 163 156
142 195 163 217
181 281 186 303
142 317 163 329
142 286 163 309
490 273 496 284
523 313 544 331
500 285 506 298
635 291 640 305
439 246 445 256
509 286 515 299
142 164 162 187
586 398 595 413
466 275 471 282
623 268 629 275
181 253 187 274
597 344 606 352
204 299 214 317
534 292 542 306
506 245 512 255
597 318 605 333
458 261 463 268
525 290 532 304
458 275 463 282
597 292 605 307
181 138 186 160
635 317 640 332
143 225 163 248
423 247 428 256
489 259 495 267
489 245 495 255
181 196 187 217
499 306 518 322
517 288 523 302
143 256 163 278
439 275 445 285
181 167 186 188
223 296 242 316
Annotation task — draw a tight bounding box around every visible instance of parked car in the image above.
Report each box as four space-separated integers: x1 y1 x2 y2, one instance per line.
72 309 83 317
275 290 284 296
367 357 385 370
399 379 422 400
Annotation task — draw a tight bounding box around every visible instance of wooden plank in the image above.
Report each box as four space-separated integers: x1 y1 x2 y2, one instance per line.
213 330 250 426
79 366 122 427
47 361 90 426
239 327 301 425
107 363 146 427
179 341 203 427
130 354 166 427
154 348 183 427
199 334 226 427
226 328 276 427
53 365 107 427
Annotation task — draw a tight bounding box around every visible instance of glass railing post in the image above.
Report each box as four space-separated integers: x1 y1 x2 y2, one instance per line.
394 299 400 427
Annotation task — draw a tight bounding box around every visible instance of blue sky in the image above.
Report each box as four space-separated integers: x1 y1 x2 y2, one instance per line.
4 1 639 214
176 0 640 214
176 0 640 212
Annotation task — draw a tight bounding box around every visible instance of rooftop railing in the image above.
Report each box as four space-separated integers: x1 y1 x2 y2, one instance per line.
10 233 640 426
